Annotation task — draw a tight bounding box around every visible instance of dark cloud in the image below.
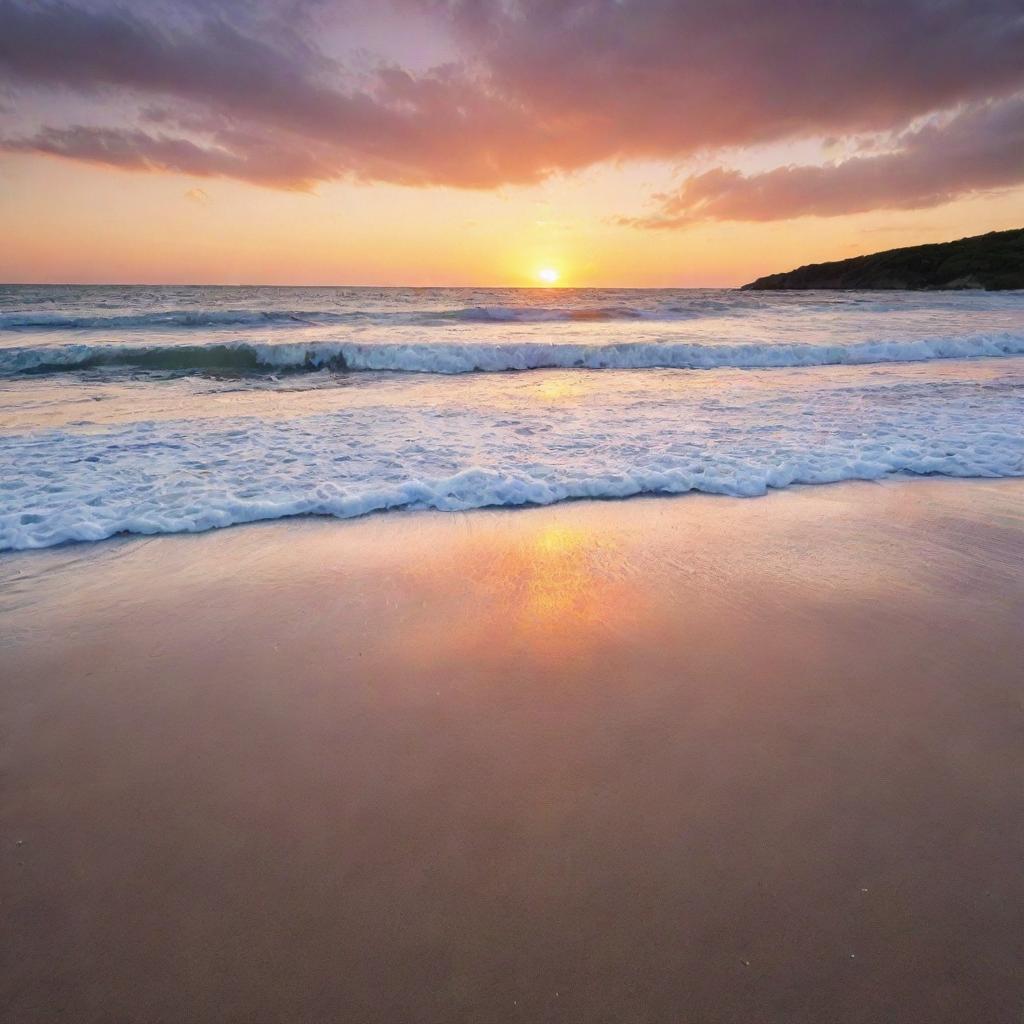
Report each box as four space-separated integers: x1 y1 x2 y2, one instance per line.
0 0 566 187
623 96 1024 226
439 0 1024 157
1 0 1023 208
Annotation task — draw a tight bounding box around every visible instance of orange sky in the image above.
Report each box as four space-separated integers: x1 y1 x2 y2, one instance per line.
2 1 1023 287
3 152 1021 287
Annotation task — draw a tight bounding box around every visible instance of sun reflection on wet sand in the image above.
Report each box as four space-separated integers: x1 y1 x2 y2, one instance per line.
400 515 647 669
519 524 599 626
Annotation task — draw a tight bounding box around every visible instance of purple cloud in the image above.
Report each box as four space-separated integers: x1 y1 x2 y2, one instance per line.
623 96 1024 226
0 123 339 189
1 0 1023 205
439 0 1024 156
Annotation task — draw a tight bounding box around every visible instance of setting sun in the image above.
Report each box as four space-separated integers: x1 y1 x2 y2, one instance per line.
537 267 560 285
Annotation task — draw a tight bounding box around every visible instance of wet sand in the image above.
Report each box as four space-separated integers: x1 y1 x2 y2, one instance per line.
2 479 1023 1023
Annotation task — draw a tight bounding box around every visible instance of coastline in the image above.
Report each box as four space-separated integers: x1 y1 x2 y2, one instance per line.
3 478 1023 1022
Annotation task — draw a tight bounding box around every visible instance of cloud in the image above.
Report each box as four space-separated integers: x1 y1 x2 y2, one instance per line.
184 186 210 204
1 124 338 189
444 1 1024 151
0 0 556 188
1 0 1023 205
621 96 1024 227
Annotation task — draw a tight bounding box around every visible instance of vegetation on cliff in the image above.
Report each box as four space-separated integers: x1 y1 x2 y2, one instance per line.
742 228 1024 290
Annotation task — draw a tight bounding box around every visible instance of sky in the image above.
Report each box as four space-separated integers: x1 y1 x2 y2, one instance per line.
1 0 1023 287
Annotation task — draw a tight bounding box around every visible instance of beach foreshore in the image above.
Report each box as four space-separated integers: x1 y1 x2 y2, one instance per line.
2 479 1023 1023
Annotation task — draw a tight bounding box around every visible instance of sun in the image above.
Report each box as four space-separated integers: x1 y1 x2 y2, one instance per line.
536 267 560 285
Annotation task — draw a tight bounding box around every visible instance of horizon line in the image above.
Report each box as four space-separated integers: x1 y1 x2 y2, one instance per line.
0 282 746 291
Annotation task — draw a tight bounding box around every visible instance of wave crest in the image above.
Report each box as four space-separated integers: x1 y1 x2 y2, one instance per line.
4 332 1024 376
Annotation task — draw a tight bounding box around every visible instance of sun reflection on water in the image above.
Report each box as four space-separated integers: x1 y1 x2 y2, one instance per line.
534 379 584 402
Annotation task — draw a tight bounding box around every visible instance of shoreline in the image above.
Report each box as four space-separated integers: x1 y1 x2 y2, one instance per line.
5 466 1024 556
3 478 1023 1022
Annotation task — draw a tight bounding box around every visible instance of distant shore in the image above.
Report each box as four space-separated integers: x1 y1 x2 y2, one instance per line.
3 479 1023 1023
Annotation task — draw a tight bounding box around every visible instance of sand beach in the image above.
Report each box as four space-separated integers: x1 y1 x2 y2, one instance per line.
3 478 1022 1023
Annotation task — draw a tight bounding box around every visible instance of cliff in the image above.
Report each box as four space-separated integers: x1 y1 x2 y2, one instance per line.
741 228 1024 291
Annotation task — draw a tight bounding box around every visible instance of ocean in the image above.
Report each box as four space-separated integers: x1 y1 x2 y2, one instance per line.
1 284 1022 550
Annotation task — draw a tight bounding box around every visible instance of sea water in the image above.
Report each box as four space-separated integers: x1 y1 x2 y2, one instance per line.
1 285 1022 549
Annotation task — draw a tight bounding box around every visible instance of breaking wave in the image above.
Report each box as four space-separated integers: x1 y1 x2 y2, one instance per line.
4 331 1024 376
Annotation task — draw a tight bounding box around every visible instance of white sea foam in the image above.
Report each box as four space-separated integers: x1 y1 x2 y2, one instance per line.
2 362 1021 549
